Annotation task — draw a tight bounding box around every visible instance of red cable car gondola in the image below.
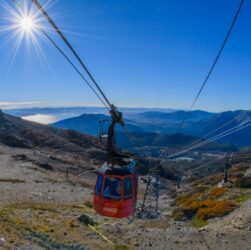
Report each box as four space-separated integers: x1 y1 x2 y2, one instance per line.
94 160 137 218
93 106 138 218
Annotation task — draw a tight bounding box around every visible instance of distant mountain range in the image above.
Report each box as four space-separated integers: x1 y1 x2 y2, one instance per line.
116 132 237 154
52 111 246 154
5 106 177 123
52 109 251 149
124 110 251 147
53 114 144 137
3 107 250 154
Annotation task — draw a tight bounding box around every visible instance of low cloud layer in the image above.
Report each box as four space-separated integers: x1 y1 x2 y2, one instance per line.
22 114 58 125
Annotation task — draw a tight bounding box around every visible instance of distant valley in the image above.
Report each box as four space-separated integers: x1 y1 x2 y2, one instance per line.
3 107 251 156
51 108 251 150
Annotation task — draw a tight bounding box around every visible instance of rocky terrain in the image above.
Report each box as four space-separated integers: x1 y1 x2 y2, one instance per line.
0 143 250 250
0 111 251 250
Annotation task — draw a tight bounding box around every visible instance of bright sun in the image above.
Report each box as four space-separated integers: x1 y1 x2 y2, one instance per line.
20 16 35 32
0 0 51 73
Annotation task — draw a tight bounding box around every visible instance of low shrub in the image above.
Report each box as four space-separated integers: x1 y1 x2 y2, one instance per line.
235 192 251 204
84 201 93 209
191 217 208 228
194 185 209 193
172 208 187 221
78 214 96 226
0 178 25 183
197 200 236 220
230 164 249 173
203 174 223 186
235 176 251 188
114 244 130 250
230 171 244 179
208 187 227 198
179 198 236 220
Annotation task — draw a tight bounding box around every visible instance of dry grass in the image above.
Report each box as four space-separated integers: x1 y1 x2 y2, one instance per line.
0 178 25 183
196 200 236 220
179 198 236 220
0 202 115 250
84 200 93 209
208 187 227 198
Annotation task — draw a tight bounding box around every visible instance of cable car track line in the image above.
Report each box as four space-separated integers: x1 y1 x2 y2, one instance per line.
170 110 251 158
31 0 143 154
177 0 244 132
41 30 110 110
31 0 112 109
169 120 251 158
172 109 250 157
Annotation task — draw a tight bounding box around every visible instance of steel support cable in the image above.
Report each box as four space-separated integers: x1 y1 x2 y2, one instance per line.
168 120 251 158
168 121 251 158
31 0 246 164
11 0 110 110
31 0 142 151
171 116 251 158
31 0 112 109
11 1 111 152
171 109 251 158
193 154 226 173
198 121 251 145
41 30 110 110
168 123 246 158
177 0 244 132
122 126 138 148
159 119 242 161
44 27 136 151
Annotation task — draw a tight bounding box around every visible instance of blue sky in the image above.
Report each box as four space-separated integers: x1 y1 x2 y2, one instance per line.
0 0 250 111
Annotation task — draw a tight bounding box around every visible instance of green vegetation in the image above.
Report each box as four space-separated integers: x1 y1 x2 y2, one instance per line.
178 197 237 220
84 200 93 209
235 192 251 204
114 244 130 250
0 202 113 250
235 176 251 188
173 163 251 223
191 217 208 228
172 208 186 221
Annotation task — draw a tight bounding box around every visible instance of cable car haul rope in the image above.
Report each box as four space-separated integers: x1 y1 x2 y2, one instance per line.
12 0 246 219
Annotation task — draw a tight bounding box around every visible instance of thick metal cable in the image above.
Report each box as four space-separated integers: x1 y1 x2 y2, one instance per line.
41 30 110 110
169 122 250 158
177 0 244 132
171 109 250 157
31 0 143 151
31 0 112 109
169 120 251 158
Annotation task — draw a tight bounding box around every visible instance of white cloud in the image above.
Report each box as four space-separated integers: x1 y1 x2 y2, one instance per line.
22 114 58 125
0 101 41 109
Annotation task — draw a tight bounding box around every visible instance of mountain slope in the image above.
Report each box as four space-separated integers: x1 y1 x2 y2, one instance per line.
53 113 144 136
52 112 241 151
182 110 251 146
126 110 215 122
0 110 105 154
116 132 237 153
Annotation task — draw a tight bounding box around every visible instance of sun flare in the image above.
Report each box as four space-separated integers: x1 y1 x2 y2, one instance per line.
19 16 36 32
0 0 52 70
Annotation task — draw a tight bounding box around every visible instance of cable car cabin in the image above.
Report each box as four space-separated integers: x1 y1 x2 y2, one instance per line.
93 159 138 218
